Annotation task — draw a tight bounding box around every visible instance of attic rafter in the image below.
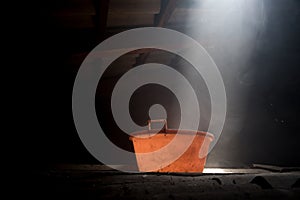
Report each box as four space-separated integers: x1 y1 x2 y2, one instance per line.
93 0 111 41
155 0 180 27
135 0 180 66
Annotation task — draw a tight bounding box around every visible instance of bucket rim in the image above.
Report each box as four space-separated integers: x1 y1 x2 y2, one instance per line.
129 129 214 141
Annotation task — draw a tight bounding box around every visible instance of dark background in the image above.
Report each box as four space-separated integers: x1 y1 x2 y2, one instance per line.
21 0 300 169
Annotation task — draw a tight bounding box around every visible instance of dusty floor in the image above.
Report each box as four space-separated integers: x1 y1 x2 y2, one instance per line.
30 165 300 200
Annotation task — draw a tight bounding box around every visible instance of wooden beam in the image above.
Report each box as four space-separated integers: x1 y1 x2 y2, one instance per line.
93 0 110 41
135 0 180 66
109 0 160 14
68 44 189 62
107 14 155 27
155 0 180 27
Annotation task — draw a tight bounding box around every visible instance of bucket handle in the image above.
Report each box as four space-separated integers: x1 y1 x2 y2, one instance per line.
147 119 168 133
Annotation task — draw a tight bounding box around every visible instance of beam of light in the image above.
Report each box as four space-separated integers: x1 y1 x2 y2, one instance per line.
181 0 266 168
184 0 266 83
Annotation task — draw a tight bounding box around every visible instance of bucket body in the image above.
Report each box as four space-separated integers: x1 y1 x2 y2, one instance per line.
130 129 214 172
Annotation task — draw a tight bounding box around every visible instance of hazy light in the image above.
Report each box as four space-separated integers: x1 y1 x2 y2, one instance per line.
182 0 266 167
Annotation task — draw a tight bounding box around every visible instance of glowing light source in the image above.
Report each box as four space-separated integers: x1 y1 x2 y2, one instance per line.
203 168 231 173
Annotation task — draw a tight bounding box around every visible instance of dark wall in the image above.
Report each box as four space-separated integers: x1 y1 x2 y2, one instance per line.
25 0 300 168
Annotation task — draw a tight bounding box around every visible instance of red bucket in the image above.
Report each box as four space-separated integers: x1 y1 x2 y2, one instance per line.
129 119 214 172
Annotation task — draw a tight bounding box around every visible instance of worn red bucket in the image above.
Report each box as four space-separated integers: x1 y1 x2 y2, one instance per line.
129 119 214 172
